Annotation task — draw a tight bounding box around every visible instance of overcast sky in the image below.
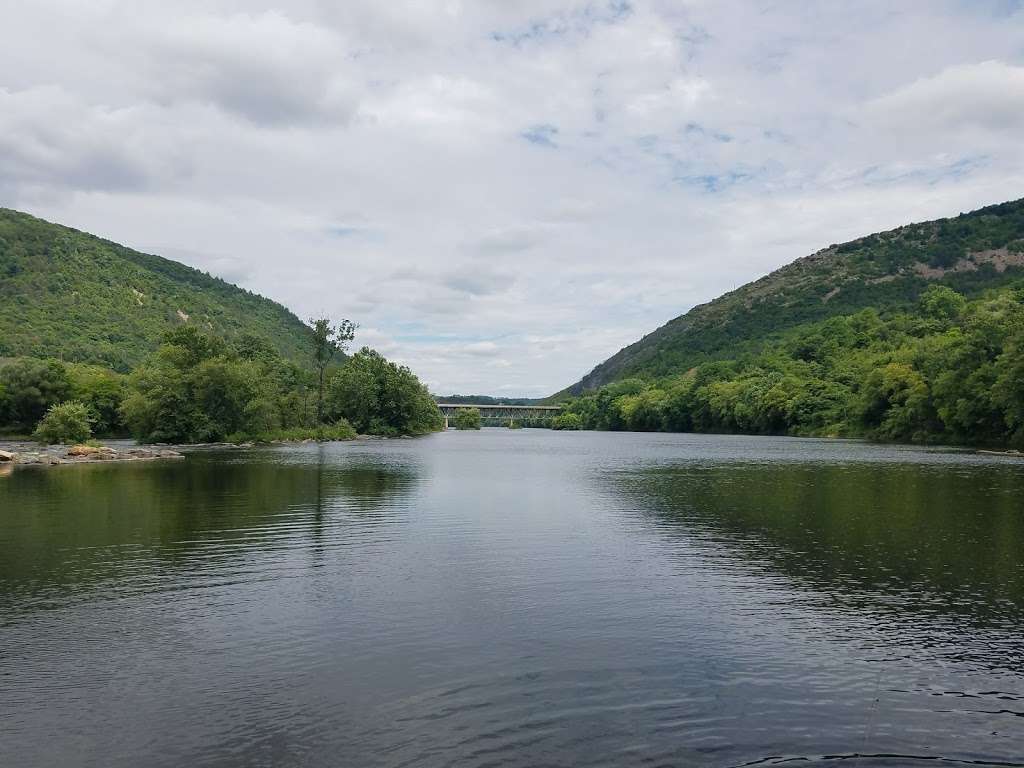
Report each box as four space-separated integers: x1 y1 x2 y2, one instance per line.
2 1 1023 395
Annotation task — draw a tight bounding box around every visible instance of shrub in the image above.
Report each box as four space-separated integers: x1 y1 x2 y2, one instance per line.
453 408 482 430
230 419 357 443
551 412 583 430
33 401 93 444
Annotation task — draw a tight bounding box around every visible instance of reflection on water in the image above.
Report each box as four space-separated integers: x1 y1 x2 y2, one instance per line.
1 432 1023 768
616 461 1024 628
0 447 422 606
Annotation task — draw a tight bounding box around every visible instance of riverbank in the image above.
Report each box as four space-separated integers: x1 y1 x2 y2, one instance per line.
0 433 408 470
0 442 184 467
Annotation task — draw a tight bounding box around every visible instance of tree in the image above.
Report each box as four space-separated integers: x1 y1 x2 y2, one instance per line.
918 285 966 321
68 364 126 435
453 408 482 430
122 329 275 442
0 358 73 432
33 401 93 444
310 317 356 424
551 412 583 430
326 348 443 436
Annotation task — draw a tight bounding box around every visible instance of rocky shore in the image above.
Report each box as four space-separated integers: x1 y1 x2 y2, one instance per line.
0 443 184 467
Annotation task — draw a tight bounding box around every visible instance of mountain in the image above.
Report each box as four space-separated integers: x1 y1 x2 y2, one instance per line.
560 197 1024 395
0 209 313 371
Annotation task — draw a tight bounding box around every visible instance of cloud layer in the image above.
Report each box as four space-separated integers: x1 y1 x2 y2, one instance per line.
3 1 1023 395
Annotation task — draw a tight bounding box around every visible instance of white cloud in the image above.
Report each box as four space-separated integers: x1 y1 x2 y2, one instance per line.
863 60 1024 139
2 0 1024 394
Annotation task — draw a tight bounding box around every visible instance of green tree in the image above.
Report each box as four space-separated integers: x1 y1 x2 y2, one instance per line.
310 318 357 423
326 348 443 435
33 401 93 444
551 412 583 430
453 408 482 430
0 358 73 431
858 362 936 442
918 285 966 321
67 364 126 435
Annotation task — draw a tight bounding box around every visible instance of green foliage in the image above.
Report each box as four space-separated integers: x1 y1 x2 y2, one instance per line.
67 363 126 435
453 408 482 430
120 332 441 443
0 208 314 370
551 412 583 430
309 317 356 423
562 197 1024 395
229 420 357 444
559 283 1024 447
918 284 966 321
120 328 328 443
33 401 93 444
326 348 443 436
0 358 73 431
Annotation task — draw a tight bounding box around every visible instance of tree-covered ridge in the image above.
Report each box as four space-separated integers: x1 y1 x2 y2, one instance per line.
0 208 313 371
555 283 1024 448
562 197 1024 394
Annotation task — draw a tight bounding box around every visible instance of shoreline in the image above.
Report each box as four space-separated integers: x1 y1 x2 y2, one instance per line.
0 433 408 470
0 443 185 468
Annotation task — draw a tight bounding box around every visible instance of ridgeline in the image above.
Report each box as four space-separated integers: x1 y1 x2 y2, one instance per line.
0 208 313 371
561 197 1024 395
551 197 1024 447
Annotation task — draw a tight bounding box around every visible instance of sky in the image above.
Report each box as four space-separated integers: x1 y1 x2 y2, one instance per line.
2 1 1023 396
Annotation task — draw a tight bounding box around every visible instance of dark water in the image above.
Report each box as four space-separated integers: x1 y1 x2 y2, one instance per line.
2 431 1023 767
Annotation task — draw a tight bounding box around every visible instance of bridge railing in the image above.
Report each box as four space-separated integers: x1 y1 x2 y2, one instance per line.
436 403 561 427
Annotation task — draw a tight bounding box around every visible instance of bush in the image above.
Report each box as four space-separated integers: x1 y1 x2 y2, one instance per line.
551 412 583 430
453 408 482 430
33 401 93 444
230 419 357 443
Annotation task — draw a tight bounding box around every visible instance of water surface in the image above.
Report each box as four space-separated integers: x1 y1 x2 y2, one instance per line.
2 431 1023 767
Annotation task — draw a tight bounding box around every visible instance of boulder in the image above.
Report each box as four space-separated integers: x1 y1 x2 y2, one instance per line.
0 450 14 462
67 444 102 457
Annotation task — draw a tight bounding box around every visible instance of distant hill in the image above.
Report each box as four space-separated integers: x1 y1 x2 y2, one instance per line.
559 197 1024 396
0 209 313 370
435 394 543 405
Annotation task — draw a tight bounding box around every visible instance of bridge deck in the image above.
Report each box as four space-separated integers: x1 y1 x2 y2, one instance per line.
436 402 562 426
436 403 561 411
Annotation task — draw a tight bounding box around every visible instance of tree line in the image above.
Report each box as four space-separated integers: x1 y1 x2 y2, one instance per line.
0 318 443 444
553 284 1024 448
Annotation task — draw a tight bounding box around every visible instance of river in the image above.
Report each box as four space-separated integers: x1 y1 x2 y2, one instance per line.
2 430 1023 767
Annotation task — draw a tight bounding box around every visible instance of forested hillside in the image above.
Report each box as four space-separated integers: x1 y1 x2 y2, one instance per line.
552 283 1024 447
562 198 1024 395
0 209 312 370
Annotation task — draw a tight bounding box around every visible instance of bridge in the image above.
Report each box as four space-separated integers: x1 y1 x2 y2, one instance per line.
436 403 562 428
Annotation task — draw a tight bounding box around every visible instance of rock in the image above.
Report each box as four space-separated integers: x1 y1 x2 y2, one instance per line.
16 453 41 465
67 444 102 457
0 450 14 462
